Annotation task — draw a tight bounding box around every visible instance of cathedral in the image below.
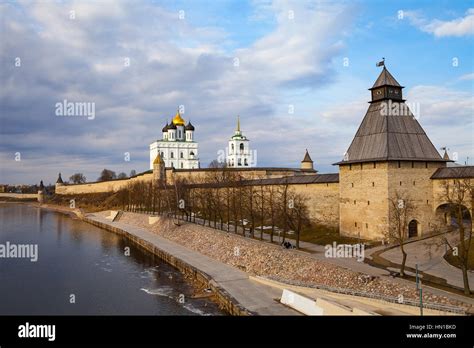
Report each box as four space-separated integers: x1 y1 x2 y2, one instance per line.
149 110 199 169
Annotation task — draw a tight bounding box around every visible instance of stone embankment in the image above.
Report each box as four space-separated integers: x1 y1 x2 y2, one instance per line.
114 211 471 311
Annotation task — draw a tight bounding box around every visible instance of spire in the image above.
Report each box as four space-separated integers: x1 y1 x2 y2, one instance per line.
371 66 402 89
441 147 450 160
56 173 64 184
301 149 315 171
39 180 44 189
236 115 240 132
302 149 313 163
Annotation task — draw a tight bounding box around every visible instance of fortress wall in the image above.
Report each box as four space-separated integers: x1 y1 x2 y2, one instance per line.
290 182 339 227
55 173 153 195
167 168 313 183
339 162 390 240
386 161 445 238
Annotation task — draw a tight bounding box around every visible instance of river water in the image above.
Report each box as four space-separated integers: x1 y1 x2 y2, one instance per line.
0 204 224 315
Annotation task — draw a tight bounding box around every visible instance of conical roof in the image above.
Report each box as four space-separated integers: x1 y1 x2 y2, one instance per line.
335 69 448 165
56 173 64 184
370 67 402 89
302 149 313 163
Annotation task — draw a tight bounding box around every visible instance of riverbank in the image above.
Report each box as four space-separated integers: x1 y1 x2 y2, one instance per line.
22 203 473 314
116 211 474 312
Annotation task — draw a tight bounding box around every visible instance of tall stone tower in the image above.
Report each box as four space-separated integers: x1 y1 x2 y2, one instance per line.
336 65 449 240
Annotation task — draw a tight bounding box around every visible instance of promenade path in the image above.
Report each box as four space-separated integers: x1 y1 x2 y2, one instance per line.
86 213 298 315
179 215 474 307
378 231 474 290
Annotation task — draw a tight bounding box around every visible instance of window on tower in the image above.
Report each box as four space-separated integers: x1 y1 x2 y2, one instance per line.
171 152 174 158
231 144 234 153
244 158 248 166
180 152 183 158
240 143 244 153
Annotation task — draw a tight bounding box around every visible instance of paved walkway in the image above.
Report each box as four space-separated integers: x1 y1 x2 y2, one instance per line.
378 231 473 290
86 213 298 316
177 215 474 306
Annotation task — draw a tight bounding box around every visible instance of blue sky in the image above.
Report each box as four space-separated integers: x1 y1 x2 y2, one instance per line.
0 0 473 184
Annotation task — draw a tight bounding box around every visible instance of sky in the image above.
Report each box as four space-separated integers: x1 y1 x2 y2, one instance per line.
0 0 473 185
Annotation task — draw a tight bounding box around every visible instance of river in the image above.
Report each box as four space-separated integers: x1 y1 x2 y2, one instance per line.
0 204 224 315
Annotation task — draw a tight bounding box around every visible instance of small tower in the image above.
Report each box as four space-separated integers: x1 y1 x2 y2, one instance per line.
37 180 45 203
301 149 314 171
55 173 64 194
153 154 166 186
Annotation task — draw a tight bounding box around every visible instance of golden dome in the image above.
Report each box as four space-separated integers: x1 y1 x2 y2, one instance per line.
172 111 185 126
153 154 163 165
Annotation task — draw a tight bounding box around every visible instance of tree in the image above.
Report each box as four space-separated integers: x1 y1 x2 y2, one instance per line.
98 169 117 182
130 169 137 177
69 173 86 184
385 192 415 277
439 179 473 295
117 172 128 179
208 159 226 168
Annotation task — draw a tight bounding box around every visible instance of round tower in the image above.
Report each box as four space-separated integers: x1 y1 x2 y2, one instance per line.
153 154 166 186
301 149 314 170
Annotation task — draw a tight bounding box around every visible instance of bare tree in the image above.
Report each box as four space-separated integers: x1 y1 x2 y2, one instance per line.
69 173 86 184
439 179 473 295
385 191 415 277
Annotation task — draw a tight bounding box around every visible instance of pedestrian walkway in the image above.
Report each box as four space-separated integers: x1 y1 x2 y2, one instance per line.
86 213 298 316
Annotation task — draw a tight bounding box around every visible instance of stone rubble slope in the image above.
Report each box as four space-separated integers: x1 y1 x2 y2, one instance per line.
117 212 469 310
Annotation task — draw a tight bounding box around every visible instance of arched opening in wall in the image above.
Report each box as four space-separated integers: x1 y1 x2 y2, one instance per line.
435 203 472 233
408 220 418 238
240 143 244 153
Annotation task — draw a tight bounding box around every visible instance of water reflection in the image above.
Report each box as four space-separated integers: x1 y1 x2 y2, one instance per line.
0 204 224 315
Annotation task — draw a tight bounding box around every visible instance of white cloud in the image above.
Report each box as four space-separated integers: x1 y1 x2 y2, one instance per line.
405 8 474 37
0 0 355 183
459 73 474 81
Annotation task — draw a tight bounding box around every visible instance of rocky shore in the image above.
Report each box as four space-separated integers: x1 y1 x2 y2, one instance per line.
111 211 470 311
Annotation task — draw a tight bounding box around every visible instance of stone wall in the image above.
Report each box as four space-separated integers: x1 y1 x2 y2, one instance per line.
291 182 339 227
387 161 446 238
55 167 313 195
339 162 390 240
55 173 154 194
339 161 447 240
